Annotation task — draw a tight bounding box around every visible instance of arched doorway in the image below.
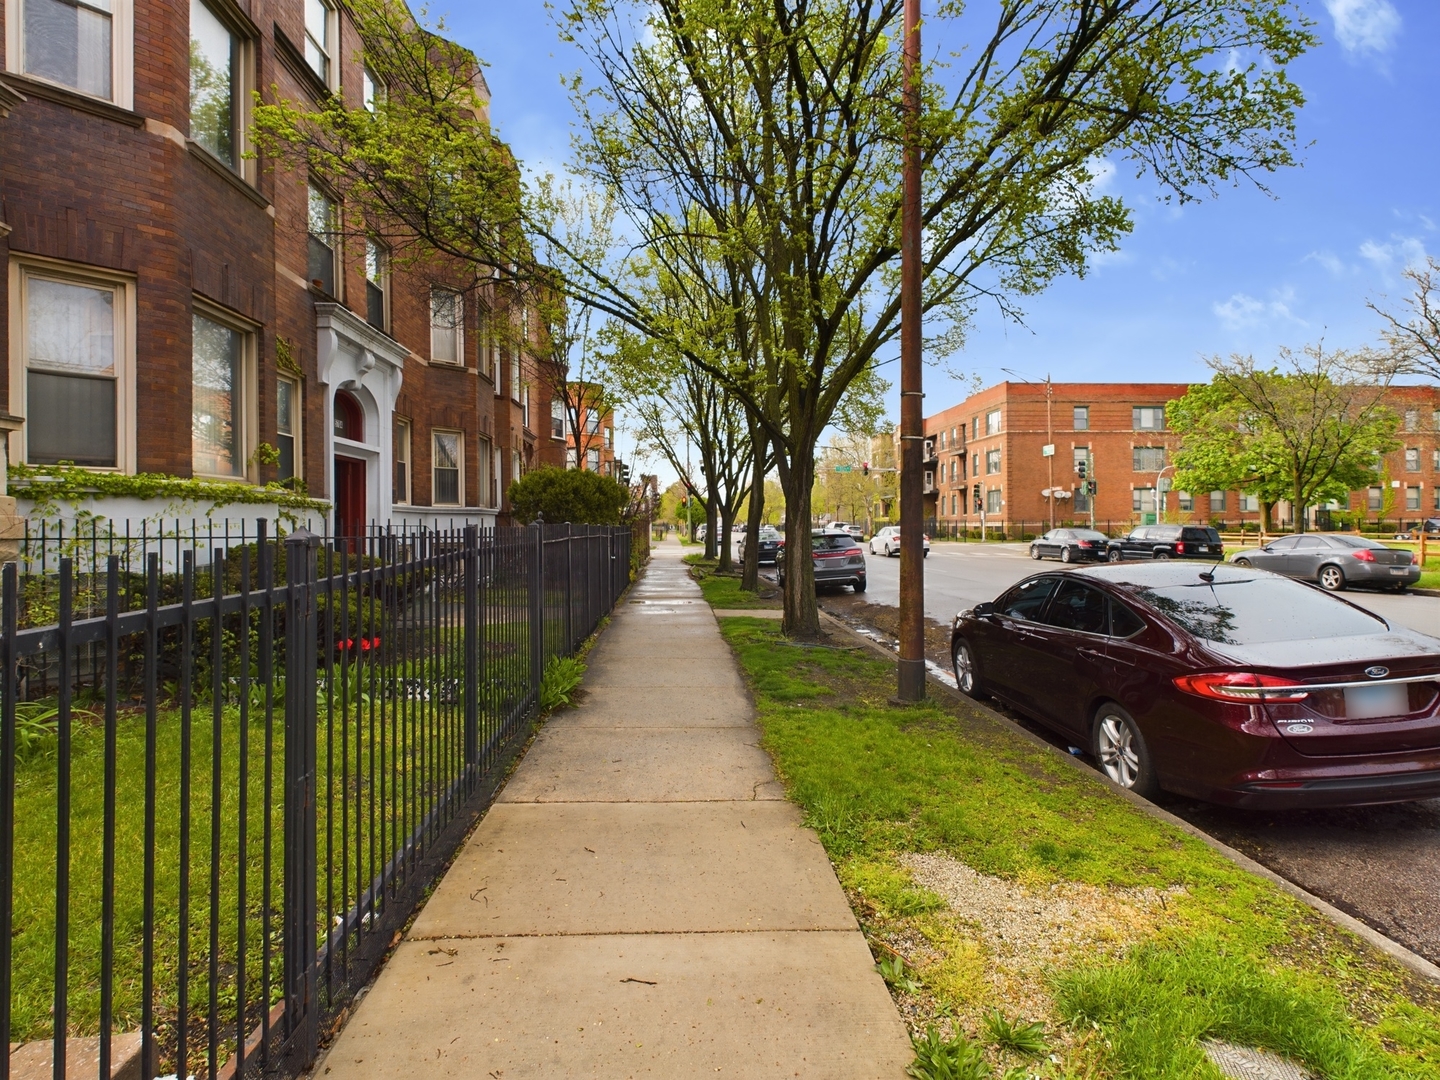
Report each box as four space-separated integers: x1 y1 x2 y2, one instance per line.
334 390 366 542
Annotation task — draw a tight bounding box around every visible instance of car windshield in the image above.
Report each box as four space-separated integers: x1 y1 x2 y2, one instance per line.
1131 576 1386 644
1072 530 1107 541
812 533 858 551
1181 527 1221 543
759 527 779 540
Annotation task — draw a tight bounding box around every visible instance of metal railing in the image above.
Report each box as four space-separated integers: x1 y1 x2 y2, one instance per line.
0 520 631 1080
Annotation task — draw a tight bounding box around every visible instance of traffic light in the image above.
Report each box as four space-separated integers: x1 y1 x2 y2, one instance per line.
862 462 870 476
972 484 982 513
618 462 632 484
1076 458 1087 479
1087 480 1097 496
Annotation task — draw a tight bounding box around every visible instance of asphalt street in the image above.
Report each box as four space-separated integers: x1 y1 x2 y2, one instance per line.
737 534 1440 965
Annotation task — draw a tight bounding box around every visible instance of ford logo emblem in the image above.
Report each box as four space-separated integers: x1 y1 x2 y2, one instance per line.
1365 666 1390 679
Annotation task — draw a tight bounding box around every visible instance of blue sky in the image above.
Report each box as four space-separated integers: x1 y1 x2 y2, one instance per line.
441 0 1432 466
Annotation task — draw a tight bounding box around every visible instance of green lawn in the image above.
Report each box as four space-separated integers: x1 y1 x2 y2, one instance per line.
683 555 779 609
717 616 1440 1078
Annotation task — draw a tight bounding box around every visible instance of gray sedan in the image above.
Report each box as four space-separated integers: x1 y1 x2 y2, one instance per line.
1231 533 1419 592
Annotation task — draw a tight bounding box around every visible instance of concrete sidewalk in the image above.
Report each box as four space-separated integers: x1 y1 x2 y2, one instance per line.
316 542 911 1078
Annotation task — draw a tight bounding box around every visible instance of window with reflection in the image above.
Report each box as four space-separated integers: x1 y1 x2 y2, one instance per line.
192 312 246 476
189 0 237 166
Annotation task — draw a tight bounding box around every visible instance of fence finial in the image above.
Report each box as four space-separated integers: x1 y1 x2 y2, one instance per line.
287 527 322 548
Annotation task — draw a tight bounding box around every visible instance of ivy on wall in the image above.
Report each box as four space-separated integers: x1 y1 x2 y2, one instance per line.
9 463 330 516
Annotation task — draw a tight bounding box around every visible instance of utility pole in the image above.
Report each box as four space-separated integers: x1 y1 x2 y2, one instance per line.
1045 375 1055 530
897 0 925 702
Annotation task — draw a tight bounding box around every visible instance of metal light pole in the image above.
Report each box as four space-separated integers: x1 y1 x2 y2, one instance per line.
897 0 925 702
1045 375 1055 530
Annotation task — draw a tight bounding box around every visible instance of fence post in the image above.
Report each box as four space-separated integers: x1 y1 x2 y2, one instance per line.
283 528 321 1070
463 525 479 769
564 524 574 653
529 519 544 703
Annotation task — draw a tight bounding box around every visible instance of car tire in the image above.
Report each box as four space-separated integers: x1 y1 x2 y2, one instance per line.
1153 550 1171 561
952 639 983 699
924 550 929 558
888 545 898 558
1061 546 1074 564
776 567 786 588
853 577 867 593
1318 564 1346 592
1092 703 1158 798
1030 546 1041 560
1107 548 1122 563
1234 557 1252 568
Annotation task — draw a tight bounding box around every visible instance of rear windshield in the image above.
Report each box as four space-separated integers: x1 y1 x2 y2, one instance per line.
1327 535 1386 549
1181 527 1221 543
1072 529 1108 541
759 527 780 540
1132 577 1386 644
812 533 858 551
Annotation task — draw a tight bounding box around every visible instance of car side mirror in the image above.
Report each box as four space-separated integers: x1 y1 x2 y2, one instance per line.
973 602 996 618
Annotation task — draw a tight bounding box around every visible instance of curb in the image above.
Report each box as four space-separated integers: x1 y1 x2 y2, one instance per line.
808 609 1440 987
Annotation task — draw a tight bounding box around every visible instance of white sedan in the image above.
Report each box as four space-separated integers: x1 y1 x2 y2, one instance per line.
868 526 930 558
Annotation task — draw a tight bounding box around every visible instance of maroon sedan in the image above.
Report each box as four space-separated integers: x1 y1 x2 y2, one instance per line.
950 562 1440 808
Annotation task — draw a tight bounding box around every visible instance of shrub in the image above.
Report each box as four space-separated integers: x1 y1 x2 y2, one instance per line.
507 467 629 525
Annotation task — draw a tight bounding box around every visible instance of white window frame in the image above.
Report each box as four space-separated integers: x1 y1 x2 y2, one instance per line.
307 184 340 297
985 449 1001 475
585 447 600 472
1132 487 1157 514
303 0 338 91
476 435 492 507
6 0 135 110
364 238 390 332
1177 491 1193 512
394 417 411 505
1209 491 1226 513
190 295 259 481
9 256 137 473
1132 406 1166 432
1405 447 1420 473
551 397 565 440
361 63 385 111
1406 485 1422 512
509 351 521 402
276 373 301 483
432 429 463 506
429 288 464 366
1367 486 1383 512
985 487 1001 514
1072 405 1089 431
985 409 1002 436
521 383 531 431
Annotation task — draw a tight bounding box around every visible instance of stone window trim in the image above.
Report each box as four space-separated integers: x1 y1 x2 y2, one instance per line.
8 254 139 474
5 0 136 112
190 293 261 483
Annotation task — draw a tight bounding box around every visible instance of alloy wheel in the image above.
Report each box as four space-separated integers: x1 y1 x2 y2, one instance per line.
1107 549 1122 563
1153 550 1171 560
1030 546 1041 560
1061 546 1073 564
1096 713 1140 788
952 640 976 695
1234 558 1252 567
1318 565 1346 591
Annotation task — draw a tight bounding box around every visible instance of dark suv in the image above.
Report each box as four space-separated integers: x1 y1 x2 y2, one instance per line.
1106 524 1223 562
776 531 868 592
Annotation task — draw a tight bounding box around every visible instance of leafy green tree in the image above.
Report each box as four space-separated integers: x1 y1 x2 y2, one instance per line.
507 467 629 525
1169 347 1401 532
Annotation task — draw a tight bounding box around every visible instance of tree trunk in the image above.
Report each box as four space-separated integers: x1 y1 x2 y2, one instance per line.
1260 500 1274 537
704 498 718 559
717 499 735 572
1293 478 1306 533
741 430 768 592
779 452 820 640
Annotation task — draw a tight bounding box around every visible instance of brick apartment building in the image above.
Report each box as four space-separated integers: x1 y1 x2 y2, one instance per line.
918 381 1440 533
0 0 557 536
541 383 621 478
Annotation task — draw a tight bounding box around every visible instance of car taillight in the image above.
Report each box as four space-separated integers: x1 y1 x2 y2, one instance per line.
1077 540 1094 547
1173 672 1310 702
1175 542 1186 553
1352 549 1376 562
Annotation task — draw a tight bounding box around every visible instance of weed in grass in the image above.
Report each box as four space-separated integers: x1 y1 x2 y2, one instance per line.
982 1011 1048 1056
539 655 586 713
907 1026 992 1080
842 859 946 920
878 954 925 995
912 917 989 1013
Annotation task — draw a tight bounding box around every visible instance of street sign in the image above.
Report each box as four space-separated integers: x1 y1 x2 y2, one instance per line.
834 465 853 473
1041 444 1055 457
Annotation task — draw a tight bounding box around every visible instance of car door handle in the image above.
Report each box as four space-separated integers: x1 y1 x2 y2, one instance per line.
1076 646 1104 660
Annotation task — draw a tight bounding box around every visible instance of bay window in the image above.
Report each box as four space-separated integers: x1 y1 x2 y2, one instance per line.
15 0 130 105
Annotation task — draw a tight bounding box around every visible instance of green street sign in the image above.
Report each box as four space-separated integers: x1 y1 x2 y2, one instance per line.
834 465 853 473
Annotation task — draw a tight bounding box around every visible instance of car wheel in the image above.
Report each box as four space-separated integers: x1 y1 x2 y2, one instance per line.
1318 564 1346 592
1234 557 1252 568
1092 703 1158 798
924 550 929 558
1152 550 1171 561
777 567 786 587
1060 546 1073 564
853 578 867 593
1030 545 1041 560
952 639 983 698
1107 548 1123 563
1393 585 1409 594
888 545 898 558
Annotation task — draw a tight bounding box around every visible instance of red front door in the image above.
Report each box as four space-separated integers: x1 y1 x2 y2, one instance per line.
334 456 366 543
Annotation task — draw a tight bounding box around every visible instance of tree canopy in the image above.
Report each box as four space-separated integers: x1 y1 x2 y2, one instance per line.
507 467 630 525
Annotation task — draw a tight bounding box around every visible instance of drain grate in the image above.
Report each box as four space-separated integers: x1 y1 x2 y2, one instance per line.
1202 1040 1314 1080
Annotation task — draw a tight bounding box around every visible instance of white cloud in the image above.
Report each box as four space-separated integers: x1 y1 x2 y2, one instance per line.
1359 234 1429 273
1324 0 1401 56
1213 287 1307 330
1304 250 1347 277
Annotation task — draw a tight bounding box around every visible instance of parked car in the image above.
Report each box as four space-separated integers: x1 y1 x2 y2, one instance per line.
755 525 781 565
868 526 930 558
1394 518 1440 540
1232 534 1419 592
845 523 866 542
1029 528 1109 563
950 562 1440 809
776 530 867 592
1105 524 1223 562
695 524 707 543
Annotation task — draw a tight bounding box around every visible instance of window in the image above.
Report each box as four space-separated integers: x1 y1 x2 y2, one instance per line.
365 240 389 332
585 410 601 435
566 447 578 469
333 390 362 440
361 64 383 111
924 470 935 491
307 186 338 295
1407 486 1422 511
492 443 502 506
429 288 463 364
1405 409 1420 433
433 431 461 505
1405 447 1420 472
394 418 411 503
511 449 522 486
16 0 129 104
189 0 240 168
605 426 613 449
276 376 299 482
985 409 1002 436
586 448 600 471
1435 489 1440 512
509 352 520 401
192 309 253 477
303 0 334 87
938 431 945 450
985 449 1001 474
995 576 1058 621
521 383 531 430
950 492 957 516
476 436 491 507
1073 406 1089 431
1178 491 1193 512
1367 486 1383 511
551 398 565 439
1132 487 1156 514
1132 406 1166 431
1209 491 1226 513
15 263 132 469
1133 446 1166 472
1043 579 1108 635
1240 494 1259 512
1434 449 1440 472
986 488 1001 513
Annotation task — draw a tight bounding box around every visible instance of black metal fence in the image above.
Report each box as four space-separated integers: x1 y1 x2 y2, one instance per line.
0 520 631 1080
